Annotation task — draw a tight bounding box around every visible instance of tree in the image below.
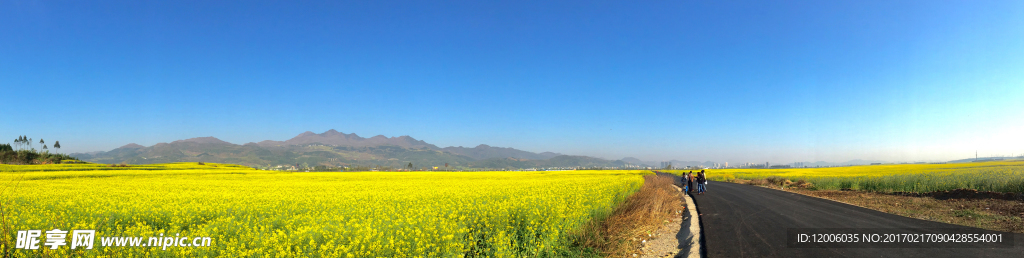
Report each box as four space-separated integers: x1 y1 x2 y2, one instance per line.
39 139 44 151
407 162 413 170
54 141 60 154
18 135 27 150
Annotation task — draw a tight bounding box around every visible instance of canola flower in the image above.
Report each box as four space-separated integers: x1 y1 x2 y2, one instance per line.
667 160 1024 193
0 163 647 257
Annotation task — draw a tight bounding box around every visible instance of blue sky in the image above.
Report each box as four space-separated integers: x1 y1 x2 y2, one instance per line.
3 1 1023 164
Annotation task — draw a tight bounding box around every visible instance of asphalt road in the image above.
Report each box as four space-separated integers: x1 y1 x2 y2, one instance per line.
683 180 1024 258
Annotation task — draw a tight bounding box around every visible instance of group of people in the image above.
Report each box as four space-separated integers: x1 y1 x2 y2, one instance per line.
684 170 708 195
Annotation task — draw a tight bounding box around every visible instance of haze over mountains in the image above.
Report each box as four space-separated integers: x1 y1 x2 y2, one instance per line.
72 130 629 169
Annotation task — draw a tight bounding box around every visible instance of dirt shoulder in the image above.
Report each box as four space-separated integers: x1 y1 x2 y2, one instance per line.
638 184 688 258
573 174 685 257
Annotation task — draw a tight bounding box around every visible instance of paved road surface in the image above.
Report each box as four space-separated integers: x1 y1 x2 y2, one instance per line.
684 180 1023 258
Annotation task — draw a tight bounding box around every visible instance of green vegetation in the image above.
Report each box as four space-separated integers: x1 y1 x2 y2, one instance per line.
1 136 79 165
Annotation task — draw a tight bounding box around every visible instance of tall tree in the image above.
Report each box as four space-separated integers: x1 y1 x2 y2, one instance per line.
54 141 61 154
39 139 44 151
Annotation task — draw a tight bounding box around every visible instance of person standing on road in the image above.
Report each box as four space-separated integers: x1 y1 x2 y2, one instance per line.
697 170 707 194
683 172 690 193
687 171 694 194
701 170 708 193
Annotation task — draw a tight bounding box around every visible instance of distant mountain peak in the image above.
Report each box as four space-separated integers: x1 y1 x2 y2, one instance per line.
171 137 230 145
118 143 145 149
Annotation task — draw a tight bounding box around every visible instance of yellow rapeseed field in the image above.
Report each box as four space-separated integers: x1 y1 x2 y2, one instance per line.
668 160 1024 193
0 163 649 257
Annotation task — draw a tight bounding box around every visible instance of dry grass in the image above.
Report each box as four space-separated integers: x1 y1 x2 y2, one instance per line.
765 176 788 186
738 177 814 189
792 179 813 188
572 175 684 257
743 178 764 185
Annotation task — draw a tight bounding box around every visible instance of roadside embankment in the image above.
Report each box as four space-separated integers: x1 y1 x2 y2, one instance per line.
573 174 684 257
679 188 702 258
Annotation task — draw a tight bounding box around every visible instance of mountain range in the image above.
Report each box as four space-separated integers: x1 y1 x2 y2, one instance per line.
72 130 626 170
255 130 436 149
70 130 938 169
